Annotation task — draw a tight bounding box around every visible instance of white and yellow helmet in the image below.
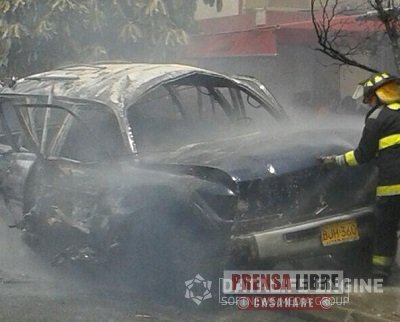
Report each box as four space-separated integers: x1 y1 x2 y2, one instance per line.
352 72 400 103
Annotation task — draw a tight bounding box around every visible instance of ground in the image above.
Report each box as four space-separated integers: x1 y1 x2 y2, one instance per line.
0 212 399 322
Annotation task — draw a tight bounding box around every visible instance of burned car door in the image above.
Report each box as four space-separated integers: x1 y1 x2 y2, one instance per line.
0 96 126 260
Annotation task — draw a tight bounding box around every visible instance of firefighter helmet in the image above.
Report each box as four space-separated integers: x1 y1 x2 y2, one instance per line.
352 72 398 101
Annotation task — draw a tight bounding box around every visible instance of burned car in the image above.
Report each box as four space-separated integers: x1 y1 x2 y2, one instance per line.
0 63 376 291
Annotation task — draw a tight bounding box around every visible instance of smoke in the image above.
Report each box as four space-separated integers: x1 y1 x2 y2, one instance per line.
0 63 376 321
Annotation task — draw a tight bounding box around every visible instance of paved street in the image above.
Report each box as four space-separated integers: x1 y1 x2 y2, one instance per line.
0 214 304 322
0 213 399 322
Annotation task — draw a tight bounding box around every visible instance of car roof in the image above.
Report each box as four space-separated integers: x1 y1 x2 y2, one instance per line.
7 62 228 113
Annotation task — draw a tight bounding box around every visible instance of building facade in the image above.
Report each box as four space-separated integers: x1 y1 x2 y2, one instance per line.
188 0 387 111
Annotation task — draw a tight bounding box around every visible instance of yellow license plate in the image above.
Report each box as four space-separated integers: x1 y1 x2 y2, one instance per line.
321 219 359 246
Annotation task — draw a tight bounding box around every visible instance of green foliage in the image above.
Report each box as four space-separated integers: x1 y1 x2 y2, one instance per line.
0 0 222 77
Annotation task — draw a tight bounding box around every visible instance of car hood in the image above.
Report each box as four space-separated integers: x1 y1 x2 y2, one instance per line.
141 127 358 182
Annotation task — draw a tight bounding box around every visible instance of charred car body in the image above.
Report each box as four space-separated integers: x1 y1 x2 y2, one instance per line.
0 63 376 285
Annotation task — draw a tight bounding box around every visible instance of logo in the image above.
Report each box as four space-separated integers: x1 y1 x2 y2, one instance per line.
237 297 250 310
319 297 334 310
218 270 358 310
222 270 345 294
185 274 212 305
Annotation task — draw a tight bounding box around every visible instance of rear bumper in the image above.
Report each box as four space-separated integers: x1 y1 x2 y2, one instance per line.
230 206 374 263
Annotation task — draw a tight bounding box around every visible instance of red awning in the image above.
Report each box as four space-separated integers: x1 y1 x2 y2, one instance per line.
278 15 384 32
276 16 384 45
185 28 277 58
185 14 383 58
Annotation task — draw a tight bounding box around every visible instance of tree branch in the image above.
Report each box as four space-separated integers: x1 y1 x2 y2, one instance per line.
311 0 380 73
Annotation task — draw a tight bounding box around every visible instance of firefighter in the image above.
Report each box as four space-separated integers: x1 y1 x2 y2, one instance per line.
319 72 400 281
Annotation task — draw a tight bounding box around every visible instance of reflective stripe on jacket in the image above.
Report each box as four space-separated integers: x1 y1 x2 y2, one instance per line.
343 102 400 196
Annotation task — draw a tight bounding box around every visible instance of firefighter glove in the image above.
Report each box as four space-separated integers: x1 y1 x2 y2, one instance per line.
318 155 345 169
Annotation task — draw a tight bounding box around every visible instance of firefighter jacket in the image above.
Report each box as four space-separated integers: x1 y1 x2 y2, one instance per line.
340 102 400 196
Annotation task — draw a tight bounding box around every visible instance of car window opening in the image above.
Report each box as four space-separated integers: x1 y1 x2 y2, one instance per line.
127 75 279 153
0 96 124 162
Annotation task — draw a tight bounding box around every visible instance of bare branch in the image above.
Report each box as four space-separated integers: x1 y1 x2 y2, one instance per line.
372 0 400 72
311 0 380 73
